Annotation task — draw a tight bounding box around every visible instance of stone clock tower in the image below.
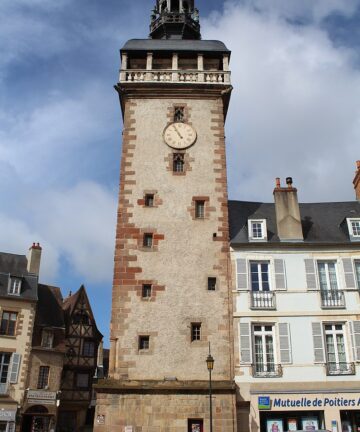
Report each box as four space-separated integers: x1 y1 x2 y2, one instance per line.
95 1 236 431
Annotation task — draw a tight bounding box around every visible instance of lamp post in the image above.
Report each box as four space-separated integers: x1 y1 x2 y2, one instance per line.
206 343 214 432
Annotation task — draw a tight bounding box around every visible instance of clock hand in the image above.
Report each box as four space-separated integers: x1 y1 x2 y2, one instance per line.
173 125 183 139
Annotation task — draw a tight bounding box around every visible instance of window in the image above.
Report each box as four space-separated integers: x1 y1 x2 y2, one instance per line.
250 262 270 292
174 107 185 122
173 153 185 173
76 372 89 389
324 324 348 374
194 201 205 219
253 325 275 374
355 261 360 290
0 353 11 388
8 277 21 296
317 261 338 291
37 366 50 389
207 278 216 291
191 323 201 342
41 330 54 348
143 234 153 248
0 312 17 336
139 336 150 350
83 341 95 357
142 284 152 298
248 220 267 241
145 194 154 207
347 218 360 238
73 312 90 325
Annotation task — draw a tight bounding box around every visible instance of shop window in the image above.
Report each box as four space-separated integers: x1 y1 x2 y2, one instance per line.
82 340 95 357
41 329 54 348
0 312 17 336
37 366 50 389
76 372 90 389
324 323 352 375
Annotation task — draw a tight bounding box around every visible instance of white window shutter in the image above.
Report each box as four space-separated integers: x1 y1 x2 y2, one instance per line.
236 259 248 291
239 323 252 364
9 353 21 384
350 321 360 362
305 259 318 290
342 259 356 289
311 323 325 363
274 259 287 290
278 323 292 364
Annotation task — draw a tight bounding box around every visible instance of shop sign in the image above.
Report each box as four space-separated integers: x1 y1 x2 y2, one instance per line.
27 390 57 405
259 395 360 410
0 410 16 421
259 396 271 410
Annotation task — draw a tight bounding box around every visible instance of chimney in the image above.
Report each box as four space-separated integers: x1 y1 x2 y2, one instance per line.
27 243 42 276
273 178 304 242
353 160 360 201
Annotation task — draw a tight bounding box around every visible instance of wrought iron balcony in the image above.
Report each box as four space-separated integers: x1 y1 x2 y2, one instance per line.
320 290 345 309
250 291 276 310
326 362 355 376
252 363 283 378
0 383 8 395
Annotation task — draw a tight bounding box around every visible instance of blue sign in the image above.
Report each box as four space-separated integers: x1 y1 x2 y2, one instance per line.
259 396 271 410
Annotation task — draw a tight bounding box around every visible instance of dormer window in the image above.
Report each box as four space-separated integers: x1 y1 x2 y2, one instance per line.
8 277 22 296
248 219 267 241
347 218 360 241
41 330 54 349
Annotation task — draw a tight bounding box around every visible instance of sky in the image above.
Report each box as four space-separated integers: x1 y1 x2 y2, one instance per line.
1 0 360 345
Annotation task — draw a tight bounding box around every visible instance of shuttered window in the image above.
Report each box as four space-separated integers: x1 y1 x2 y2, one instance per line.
253 325 275 373
317 262 338 291
236 259 248 291
312 323 325 363
278 323 292 364
9 353 21 384
350 321 360 362
239 323 252 364
343 259 356 289
250 262 270 292
304 259 318 290
355 261 360 290
274 259 287 290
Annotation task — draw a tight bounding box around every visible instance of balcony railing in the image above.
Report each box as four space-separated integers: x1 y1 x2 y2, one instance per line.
320 290 345 309
0 383 8 395
326 362 355 376
250 291 276 310
120 69 231 85
252 363 283 378
150 12 200 34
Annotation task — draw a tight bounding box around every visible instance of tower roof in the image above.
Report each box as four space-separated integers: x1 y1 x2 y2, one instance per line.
150 0 201 40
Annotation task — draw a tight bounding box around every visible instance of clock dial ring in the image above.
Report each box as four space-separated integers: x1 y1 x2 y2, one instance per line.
163 122 197 150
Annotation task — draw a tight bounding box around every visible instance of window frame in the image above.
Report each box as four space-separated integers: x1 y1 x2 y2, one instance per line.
138 336 150 351
248 219 267 241
317 260 339 291
82 340 95 358
207 277 217 291
41 329 54 349
173 153 185 173
195 201 205 219
252 324 277 373
75 372 90 389
142 284 152 299
0 312 17 336
250 261 271 292
355 260 360 290
191 323 201 342
144 194 155 208
0 352 11 385
8 277 22 296
323 323 349 371
143 233 153 248
347 218 360 239
37 366 50 390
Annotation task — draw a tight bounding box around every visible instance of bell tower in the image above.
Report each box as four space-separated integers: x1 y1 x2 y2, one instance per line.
95 2 236 431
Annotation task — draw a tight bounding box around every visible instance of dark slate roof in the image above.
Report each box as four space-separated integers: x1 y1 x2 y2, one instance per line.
229 200 360 244
0 252 38 301
121 39 230 54
35 284 65 328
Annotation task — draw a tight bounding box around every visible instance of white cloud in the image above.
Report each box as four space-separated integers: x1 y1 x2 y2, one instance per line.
203 2 360 202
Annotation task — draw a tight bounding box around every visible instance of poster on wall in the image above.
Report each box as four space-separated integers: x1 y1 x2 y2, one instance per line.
267 419 284 432
287 419 297 431
302 417 319 431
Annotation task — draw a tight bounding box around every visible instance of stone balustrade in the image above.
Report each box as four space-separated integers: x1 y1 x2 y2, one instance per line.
120 69 231 84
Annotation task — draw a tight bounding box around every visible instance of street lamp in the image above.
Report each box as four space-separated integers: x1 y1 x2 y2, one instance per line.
206 344 214 432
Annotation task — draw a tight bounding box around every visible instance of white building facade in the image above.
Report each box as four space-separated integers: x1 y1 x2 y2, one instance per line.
230 174 360 432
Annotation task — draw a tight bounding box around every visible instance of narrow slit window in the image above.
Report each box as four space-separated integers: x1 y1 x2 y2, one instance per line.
139 336 150 350
191 323 201 342
195 201 205 219
173 153 185 173
143 234 153 248
145 194 154 207
142 284 152 298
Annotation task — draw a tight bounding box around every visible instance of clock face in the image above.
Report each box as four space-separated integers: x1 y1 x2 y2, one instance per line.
163 122 197 150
